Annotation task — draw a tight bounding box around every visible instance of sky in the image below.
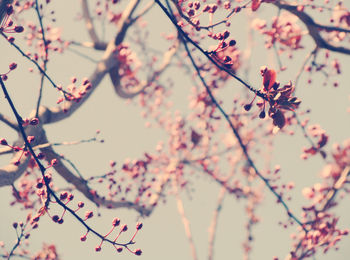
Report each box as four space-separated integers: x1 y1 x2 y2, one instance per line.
0 1 350 260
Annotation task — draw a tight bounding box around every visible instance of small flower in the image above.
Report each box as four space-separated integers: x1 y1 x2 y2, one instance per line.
252 0 261 11
259 110 266 119
223 30 230 39
112 218 120 226
6 5 14 16
0 138 8 145
37 152 45 159
121 224 128 232
134 249 142 256
14 26 24 33
52 215 60 222
110 161 116 167
30 118 39 125
44 174 52 184
9 62 17 71
27 136 35 143
32 215 40 222
269 109 285 129
60 191 68 200
136 222 143 230
51 159 58 166
68 194 74 201
13 161 20 166
243 104 252 111
85 211 93 220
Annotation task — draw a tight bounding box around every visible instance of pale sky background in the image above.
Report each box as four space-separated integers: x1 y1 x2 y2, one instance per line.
0 1 350 260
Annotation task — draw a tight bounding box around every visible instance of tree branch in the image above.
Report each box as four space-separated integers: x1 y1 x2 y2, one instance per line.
110 39 179 99
38 131 151 216
173 178 198 260
208 187 226 260
0 112 18 131
275 1 350 55
0 152 29 187
80 0 106 50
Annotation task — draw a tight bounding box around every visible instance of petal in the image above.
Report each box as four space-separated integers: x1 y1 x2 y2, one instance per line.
271 110 286 129
263 69 276 91
252 0 261 11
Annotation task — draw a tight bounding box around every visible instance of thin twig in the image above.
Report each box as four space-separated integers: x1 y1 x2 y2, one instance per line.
182 27 306 231
0 77 143 249
159 1 306 231
155 0 267 100
0 32 72 97
34 0 49 117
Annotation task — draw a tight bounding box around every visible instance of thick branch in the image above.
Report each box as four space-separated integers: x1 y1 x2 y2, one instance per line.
38 38 118 124
0 153 29 187
80 0 107 50
0 112 18 131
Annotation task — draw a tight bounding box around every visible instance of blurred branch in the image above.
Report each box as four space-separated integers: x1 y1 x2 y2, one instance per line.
208 186 226 260
319 166 350 211
110 39 179 99
173 178 198 260
129 1 155 25
0 151 29 187
0 112 18 131
66 46 99 63
158 1 307 232
275 2 350 55
80 0 108 50
69 40 107 50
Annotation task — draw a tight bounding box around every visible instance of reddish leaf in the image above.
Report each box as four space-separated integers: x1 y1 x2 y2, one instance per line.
304 147 317 155
317 133 328 149
252 0 261 11
263 69 276 91
271 110 285 129
191 129 202 146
